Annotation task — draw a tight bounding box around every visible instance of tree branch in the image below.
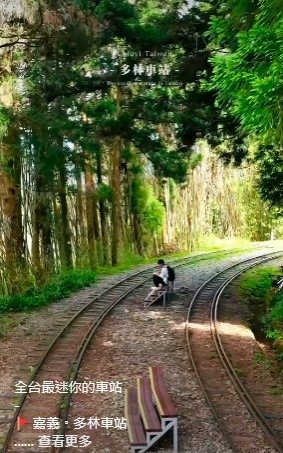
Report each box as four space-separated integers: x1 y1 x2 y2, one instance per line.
0 39 20 48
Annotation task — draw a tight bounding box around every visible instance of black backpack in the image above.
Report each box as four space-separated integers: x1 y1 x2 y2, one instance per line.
167 265 175 282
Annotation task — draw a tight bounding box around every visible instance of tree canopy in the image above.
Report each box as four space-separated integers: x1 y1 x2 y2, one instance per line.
0 0 282 297
210 0 283 207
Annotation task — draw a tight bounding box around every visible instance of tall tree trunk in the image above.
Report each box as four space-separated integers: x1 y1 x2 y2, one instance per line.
158 179 166 248
85 165 97 268
97 149 108 264
32 190 54 277
52 196 61 270
32 141 54 281
111 86 123 266
75 157 87 266
89 158 102 263
0 126 27 293
88 161 101 262
110 136 122 266
58 164 73 268
133 213 143 255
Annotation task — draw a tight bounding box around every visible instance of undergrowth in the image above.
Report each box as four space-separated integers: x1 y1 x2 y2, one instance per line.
0 239 255 313
0 269 97 312
238 266 283 345
263 291 283 342
239 267 278 299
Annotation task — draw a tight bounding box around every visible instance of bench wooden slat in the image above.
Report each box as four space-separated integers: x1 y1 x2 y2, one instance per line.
137 377 162 432
149 366 177 418
125 388 147 446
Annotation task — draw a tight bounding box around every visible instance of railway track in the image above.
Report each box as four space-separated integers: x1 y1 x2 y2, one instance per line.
1 248 248 452
186 251 283 453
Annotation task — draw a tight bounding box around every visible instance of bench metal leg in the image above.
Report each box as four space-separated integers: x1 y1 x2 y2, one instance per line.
144 289 167 309
136 420 178 452
166 282 174 294
173 418 178 452
130 418 178 453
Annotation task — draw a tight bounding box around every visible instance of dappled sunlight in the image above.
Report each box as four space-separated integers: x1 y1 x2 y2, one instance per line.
103 340 114 347
187 322 211 332
144 310 166 320
139 311 260 340
218 321 255 339
186 320 256 338
170 321 187 332
165 321 254 339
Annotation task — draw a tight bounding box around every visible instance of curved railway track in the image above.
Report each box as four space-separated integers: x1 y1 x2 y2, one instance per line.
186 251 283 453
1 248 248 452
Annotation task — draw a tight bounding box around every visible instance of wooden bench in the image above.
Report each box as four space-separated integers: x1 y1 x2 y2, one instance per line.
144 282 174 309
125 366 178 452
144 287 166 308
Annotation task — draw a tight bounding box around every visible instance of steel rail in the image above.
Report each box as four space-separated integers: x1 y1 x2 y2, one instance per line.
186 251 283 453
2 248 244 452
53 248 251 451
212 262 283 452
53 249 282 452
53 271 159 453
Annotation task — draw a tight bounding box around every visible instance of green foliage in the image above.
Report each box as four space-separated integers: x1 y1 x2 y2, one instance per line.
0 270 97 312
210 1 283 211
211 1 283 142
95 0 137 22
239 267 277 299
143 197 165 234
131 175 165 235
73 0 96 13
149 149 189 183
168 178 177 200
255 145 283 208
189 153 203 169
235 168 282 240
97 183 113 201
2 0 283 298
238 266 283 342
0 104 10 139
84 99 117 122
122 147 134 162
263 292 283 340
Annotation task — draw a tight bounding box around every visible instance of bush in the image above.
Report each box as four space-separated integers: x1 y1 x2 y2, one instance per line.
239 267 277 299
238 266 283 343
263 292 283 341
0 269 97 312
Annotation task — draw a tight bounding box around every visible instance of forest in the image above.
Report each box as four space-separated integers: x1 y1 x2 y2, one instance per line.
0 0 283 298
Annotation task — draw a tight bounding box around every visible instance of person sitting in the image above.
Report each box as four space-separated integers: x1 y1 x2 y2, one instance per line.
152 259 168 289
